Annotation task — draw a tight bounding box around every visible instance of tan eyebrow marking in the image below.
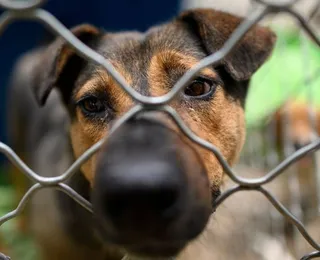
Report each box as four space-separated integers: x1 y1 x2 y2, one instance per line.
75 61 134 113
148 50 217 97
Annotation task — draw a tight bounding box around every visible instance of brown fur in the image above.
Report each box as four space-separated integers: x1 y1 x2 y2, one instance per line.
274 100 320 150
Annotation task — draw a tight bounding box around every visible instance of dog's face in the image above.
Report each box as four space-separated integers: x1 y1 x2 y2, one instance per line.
32 9 276 258
274 100 320 165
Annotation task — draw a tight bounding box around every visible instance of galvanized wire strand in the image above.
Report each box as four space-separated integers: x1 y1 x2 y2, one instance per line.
0 183 42 226
0 0 46 11
0 5 270 106
38 6 269 106
0 183 93 226
57 183 93 212
234 139 320 186
0 253 10 260
302 252 320 260
0 9 140 103
158 6 270 105
254 0 302 7
0 0 319 259
0 105 143 185
259 187 320 252
213 185 320 252
307 0 320 22
158 105 320 187
285 7 320 46
0 142 42 183
5 100 318 191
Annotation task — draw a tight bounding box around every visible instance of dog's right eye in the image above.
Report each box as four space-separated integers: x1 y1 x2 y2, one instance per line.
77 97 106 115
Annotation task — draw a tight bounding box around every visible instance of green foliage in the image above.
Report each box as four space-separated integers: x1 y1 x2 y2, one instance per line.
0 186 39 260
245 28 320 128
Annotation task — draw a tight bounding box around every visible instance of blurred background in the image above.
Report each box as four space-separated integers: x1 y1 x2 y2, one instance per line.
0 0 320 259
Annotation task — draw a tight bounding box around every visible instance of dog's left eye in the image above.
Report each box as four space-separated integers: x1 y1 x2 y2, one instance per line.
78 97 106 114
184 78 216 99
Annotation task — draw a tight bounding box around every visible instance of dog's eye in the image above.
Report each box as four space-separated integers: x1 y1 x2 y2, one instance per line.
78 97 106 114
184 78 216 99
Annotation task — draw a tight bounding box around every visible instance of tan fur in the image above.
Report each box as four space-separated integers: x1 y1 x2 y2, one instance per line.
72 50 246 190
71 65 134 185
147 50 245 187
148 50 216 96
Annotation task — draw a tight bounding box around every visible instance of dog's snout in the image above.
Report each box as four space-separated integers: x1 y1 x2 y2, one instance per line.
92 119 212 256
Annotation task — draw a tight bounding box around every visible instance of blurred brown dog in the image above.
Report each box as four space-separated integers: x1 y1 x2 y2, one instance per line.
274 100 320 211
269 100 320 256
6 8 276 260
274 100 320 154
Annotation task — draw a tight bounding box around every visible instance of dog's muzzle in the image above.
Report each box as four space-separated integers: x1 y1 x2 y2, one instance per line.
91 116 214 258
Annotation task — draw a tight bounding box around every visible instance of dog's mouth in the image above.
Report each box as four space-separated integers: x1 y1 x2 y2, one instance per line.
121 241 185 259
95 221 187 259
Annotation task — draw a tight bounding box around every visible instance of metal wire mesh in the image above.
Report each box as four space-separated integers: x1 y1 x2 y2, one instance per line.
0 0 319 259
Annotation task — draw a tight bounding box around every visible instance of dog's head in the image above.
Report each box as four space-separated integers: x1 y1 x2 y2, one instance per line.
274 100 320 164
31 8 276 258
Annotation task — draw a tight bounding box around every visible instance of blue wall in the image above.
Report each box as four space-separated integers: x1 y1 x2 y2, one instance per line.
0 0 180 163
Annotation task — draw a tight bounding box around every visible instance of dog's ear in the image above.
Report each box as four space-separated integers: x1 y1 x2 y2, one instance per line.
177 9 277 81
32 24 103 106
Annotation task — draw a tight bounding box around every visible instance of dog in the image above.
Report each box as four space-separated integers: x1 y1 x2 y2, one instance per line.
6 8 276 260
268 100 320 256
272 100 320 214
273 100 320 157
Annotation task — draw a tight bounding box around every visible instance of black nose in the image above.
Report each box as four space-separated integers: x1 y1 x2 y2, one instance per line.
92 120 186 236
294 142 303 151
96 160 183 229
293 141 310 151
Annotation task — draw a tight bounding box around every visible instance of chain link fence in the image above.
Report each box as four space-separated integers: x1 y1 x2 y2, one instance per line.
0 0 319 259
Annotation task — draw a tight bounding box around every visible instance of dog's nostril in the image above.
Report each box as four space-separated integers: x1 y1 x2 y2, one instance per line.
155 189 178 211
293 141 310 151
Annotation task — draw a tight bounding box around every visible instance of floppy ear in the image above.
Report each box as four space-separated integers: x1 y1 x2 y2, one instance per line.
177 9 277 81
32 24 103 106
